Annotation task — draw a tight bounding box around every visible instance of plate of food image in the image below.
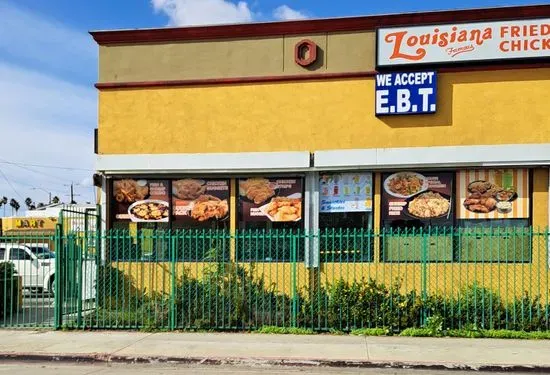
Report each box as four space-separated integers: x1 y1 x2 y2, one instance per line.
128 200 170 222
190 195 229 222
239 178 278 205
259 194 302 222
384 172 429 199
404 190 452 220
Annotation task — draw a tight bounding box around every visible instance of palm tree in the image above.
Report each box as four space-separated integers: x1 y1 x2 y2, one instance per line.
9 199 20 216
25 197 34 210
0 196 7 216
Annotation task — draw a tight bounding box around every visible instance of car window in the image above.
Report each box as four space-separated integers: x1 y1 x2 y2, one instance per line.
9 248 33 261
30 246 55 259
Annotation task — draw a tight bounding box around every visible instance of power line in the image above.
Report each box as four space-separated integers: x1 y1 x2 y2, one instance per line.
0 160 92 172
0 159 73 184
0 168 24 200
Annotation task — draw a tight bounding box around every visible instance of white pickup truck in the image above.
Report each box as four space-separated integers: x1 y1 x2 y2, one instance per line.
0 243 55 294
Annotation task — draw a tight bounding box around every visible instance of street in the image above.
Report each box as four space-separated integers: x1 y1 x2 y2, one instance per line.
0 362 537 375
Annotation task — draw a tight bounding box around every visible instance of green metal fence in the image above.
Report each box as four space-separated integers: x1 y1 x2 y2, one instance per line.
1 227 549 332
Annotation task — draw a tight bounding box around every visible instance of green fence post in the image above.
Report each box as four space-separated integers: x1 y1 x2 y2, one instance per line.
291 233 298 328
76 235 83 329
421 229 428 326
54 224 63 329
170 232 176 331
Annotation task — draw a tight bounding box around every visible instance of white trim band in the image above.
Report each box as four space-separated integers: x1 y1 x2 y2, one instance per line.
96 151 311 174
314 143 550 169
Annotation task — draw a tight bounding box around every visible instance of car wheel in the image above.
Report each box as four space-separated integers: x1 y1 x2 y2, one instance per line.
49 278 55 296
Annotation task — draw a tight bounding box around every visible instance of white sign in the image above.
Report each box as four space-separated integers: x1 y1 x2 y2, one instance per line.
377 18 550 67
319 173 373 213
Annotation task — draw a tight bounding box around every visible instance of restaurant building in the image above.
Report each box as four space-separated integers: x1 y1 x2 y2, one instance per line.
91 5 550 292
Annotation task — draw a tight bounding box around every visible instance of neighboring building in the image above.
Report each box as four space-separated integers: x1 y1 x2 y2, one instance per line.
91 5 550 270
25 203 96 219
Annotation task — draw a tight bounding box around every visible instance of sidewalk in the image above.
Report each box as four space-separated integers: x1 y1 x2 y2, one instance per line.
1 330 550 371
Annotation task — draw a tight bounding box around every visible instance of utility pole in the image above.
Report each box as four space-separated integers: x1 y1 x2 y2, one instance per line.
65 182 81 205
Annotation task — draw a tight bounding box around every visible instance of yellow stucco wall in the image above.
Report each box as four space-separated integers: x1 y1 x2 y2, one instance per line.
99 68 550 154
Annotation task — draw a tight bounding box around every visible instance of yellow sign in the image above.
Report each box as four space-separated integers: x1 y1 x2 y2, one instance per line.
1 217 58 232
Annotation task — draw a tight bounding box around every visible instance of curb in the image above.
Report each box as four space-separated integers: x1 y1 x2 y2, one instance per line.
0 352 548 372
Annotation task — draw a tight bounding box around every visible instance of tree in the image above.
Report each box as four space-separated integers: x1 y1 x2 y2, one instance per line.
51 196 60 204
9 199 20 216
24 197 36 211
0 196 7 216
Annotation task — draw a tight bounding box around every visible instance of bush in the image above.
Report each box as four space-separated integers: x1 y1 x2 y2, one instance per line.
95 265 144 310
506 292 549 332
89 258 550 334
174 261 295 330
324 278 423 332
0 263 18 319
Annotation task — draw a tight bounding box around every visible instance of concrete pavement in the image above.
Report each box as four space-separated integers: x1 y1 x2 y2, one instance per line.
1 330 550 372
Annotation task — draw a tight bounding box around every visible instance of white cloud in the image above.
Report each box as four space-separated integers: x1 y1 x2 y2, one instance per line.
273 5 308 21
0 4 96 211
152 0 253 26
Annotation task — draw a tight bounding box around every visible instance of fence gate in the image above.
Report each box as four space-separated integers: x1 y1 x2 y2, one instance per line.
55 205 100 328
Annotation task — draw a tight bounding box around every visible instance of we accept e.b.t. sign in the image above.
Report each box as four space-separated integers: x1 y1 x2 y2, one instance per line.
375 71 437 116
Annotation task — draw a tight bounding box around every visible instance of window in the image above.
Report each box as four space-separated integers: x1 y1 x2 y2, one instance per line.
0 248 5 259
237 177 304 261
458 219 531 262
456 169 531 263
10 248 33 261
319 172 374 262
381 171 454 262
109 178 230 262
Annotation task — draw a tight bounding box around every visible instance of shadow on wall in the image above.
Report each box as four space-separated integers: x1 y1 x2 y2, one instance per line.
379 68 545 130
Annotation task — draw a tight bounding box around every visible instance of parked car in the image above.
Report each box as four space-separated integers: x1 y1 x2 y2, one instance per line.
0 243 55 294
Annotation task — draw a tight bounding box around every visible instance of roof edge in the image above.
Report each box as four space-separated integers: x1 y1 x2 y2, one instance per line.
90 4 550 45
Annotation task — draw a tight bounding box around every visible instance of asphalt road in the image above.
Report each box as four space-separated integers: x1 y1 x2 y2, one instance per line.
0 363 537 375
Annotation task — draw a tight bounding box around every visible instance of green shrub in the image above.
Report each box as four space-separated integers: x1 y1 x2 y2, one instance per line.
95 265 144 310
0 263 18 319
506 292 548 332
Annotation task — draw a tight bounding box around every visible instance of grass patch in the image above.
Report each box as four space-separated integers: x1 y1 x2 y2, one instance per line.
401 328 550 339
399 328 436 337
351 328 390 336
256 326 314 335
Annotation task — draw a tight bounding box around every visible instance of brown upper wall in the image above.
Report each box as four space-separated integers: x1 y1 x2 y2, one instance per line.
98 32 375 83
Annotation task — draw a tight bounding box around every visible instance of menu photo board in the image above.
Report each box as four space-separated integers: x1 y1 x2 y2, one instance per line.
382 171 454 225
112 179 170 223
320 173 373 213
457 169 529 219
172 179 230 224
239 178 303 222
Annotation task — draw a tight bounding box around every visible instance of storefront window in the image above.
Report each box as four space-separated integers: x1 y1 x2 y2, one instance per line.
319 172 374 262
237 177 304 261
171 179 230 261
381 171 454 262
110 179 170 261
456 169 531 262
109 178 230 262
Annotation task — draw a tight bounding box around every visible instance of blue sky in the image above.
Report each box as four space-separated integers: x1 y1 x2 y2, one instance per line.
0 0 546 211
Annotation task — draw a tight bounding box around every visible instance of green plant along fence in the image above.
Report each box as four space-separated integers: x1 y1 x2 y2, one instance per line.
1 228 550 332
